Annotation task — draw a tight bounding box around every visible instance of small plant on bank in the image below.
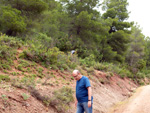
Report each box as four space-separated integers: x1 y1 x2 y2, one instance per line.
21 93 30 101
1 94 9 108
25 77 36 87
50 73 56 78
11 72 17 76
71 76 74 80
17 64 25 71
137 79 145 85
93 62 109 71
62 75 66 79
27 67 31 72
106 72 113 79
38 67 44 73
36 78 41 83
0 75 10 82
136 72 145 79
60 68 64 72
1 94 8 101
3 70 9 74
18 59 31 68
37 74 45 78
11 78 23 89
99 78 105 84
117 82 122 88
1 64 11 70
51 65 59 70
86 67 94 73
42 74 51 85
66 82 70 85
28 86 74 112
51 86 74 112
31 74 37 77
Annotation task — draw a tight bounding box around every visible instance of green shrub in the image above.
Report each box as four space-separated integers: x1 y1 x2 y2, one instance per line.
136 72 145 79
139 69 150 78
106 72 113 79
93 62 109 71
23 45 78 69
41 86 74 112
136 59 146 71
18 52 26 59
60 68 64 72
71 76 74 80
17 64 25 71
1 94 8 101
80 54 96 67
137 79 145 85
18 59 31 68
0 34 22 68
94 62 134 79
20 77 36 87
93 63 102 70
56 35 72 51
11 78 23 89
3 70 9 74
50 65 59 70
11 72 17 76
0 34 22 58
0 75 10 82
106 63 133 79
21 93 30 101
60 64 69 70
98 78 105 84
1 64 11 70
50 74 56 78
51 86 74 112
31 74 37 77
37 74 45 78
38 67 44 73
86 67 94 73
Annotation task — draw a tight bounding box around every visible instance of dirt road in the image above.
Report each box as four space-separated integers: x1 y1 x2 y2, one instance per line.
107 85 150 113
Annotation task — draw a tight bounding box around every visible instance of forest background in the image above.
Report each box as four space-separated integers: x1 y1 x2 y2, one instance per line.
0 0 150 85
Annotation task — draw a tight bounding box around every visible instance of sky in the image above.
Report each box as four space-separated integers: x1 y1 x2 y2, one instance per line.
127 0 150 37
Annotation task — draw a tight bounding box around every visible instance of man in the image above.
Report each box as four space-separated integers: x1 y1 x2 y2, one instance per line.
71 50 75 55
72 70 93 113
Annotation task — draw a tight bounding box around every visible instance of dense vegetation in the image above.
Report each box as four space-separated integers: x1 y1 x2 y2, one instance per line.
1 0 150 112
0 0 150 88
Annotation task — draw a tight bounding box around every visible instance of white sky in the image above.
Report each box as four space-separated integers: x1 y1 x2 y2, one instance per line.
127 0 150 37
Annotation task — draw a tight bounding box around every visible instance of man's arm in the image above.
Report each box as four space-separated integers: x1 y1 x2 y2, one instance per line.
87 86 92 107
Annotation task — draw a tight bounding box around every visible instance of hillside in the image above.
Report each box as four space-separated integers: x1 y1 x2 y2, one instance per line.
0 1 150 112
0 49 139 113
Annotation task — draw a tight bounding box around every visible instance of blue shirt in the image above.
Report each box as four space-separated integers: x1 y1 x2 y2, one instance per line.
76 76 92 103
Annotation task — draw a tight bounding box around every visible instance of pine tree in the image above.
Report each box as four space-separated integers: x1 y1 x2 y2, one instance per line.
126 24 145 68
59 0 110 59
102 0 133 63
0 5 26 36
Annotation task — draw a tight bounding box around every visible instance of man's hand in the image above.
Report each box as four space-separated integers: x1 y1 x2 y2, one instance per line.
88 101 92 107
75 100 77 107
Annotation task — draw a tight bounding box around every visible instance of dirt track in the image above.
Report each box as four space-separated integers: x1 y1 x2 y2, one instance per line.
107 85 150 113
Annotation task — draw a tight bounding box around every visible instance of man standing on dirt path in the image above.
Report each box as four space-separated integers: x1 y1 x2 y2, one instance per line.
72 70 93 113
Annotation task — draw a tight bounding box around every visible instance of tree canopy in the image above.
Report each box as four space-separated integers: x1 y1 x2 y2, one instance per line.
0 0 149 68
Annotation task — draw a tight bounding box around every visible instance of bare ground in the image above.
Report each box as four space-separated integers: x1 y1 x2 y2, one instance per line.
107 85 150 113
0 69 138 113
